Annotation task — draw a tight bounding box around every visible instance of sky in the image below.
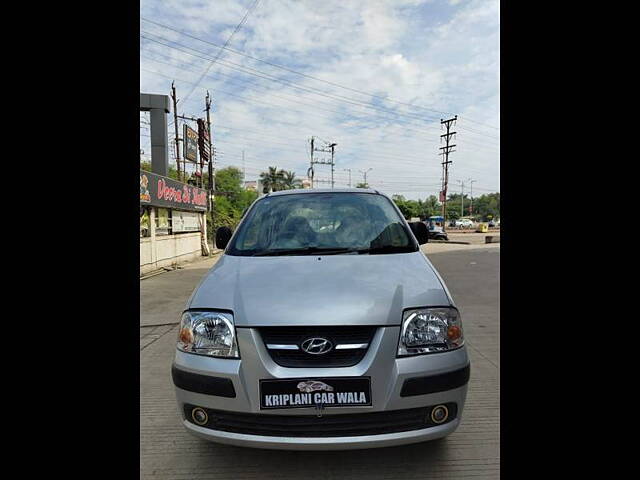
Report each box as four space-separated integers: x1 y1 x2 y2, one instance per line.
140 0 499 200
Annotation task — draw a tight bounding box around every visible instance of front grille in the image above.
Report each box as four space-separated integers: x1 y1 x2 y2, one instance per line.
184 403 457 437
259 326 377 367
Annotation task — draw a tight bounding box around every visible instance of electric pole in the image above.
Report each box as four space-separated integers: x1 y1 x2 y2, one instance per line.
457 180 465 218
307 136 315 188
468 179 475 216
205 90 215 249
308 137 337 188
329 143 336 188
439 116 457 229
359 168 372 188
171 82 182 181
343 168 352 187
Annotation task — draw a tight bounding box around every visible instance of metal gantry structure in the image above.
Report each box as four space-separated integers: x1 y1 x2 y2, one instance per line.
307 137 337 188
359 168 373 188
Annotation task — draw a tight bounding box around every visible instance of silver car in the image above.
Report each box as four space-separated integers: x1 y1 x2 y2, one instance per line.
172 189 470 450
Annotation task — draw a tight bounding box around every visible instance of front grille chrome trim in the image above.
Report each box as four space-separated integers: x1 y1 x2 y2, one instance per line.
335 343 369 350
266 343 369 351
266 344 300 350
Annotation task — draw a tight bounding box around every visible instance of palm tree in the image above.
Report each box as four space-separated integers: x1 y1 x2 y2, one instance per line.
259 166 283 193
280 170 301 190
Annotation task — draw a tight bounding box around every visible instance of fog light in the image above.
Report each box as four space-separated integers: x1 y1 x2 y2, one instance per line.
191 407 208 425
430 405 449 424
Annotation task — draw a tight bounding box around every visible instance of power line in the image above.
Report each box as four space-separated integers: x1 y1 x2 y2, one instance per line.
141 61 501 159
141 48 501 150
140 16 500 131
181 0 262 105
140 33 454 133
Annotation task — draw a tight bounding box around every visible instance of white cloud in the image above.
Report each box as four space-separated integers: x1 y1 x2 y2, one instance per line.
140 0 500 199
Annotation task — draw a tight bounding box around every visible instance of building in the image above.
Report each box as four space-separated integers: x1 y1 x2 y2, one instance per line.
244 180 259 191
140 93 209 276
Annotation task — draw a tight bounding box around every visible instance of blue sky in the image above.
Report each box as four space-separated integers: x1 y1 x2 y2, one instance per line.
140 0 499 200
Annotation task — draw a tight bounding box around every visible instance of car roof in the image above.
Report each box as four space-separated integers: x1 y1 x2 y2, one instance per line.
266 188 381 197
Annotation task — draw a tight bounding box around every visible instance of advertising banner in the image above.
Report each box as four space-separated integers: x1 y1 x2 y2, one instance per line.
172 210 201 233
140 169 207 212
183 124 198 163
197 118 210 168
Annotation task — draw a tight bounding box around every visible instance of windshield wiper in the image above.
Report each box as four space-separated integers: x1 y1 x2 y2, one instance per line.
354 245 415 255
252 246 357 257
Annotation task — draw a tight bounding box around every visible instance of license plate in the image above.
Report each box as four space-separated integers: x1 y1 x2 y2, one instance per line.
259 377 372 410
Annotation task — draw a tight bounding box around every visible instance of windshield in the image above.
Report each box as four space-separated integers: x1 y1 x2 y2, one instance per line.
227 192 417 256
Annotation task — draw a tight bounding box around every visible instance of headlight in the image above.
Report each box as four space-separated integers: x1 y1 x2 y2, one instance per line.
177 311 239 358
398 307 464 356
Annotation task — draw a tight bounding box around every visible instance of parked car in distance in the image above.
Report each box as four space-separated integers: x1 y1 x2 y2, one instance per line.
173 188 469 450
455 218 474 229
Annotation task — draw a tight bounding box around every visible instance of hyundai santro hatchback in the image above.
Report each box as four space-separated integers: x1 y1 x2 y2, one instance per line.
172 188 470 450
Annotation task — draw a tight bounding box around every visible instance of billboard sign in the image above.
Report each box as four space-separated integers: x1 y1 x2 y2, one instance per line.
183 124 198 163
197 118 210 168
140 169 207 212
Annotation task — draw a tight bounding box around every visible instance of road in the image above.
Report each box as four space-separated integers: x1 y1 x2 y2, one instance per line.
140 246 499 479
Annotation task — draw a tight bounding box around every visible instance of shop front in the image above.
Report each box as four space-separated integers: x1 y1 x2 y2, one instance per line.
140 169 208 275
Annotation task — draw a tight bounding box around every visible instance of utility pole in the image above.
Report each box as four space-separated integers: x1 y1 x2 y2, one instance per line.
307 136 315 188
343 168 352 187
329 143 336 188
205 90 215 249
468 179 475 216
457 180 465 218
171 82 182 181
308 137 337 188
359 168 372 187
439 115 457 229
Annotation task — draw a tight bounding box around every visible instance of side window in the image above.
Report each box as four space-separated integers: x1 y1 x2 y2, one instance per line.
140 207 150 238
155 208 171 235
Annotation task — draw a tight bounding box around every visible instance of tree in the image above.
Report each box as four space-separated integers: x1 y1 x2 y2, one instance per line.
140 161 180 180
259 166 284 193
280 170 301 190
210 167 258 234
392 195 420 219
422 195 441 218
355 182 369 188
472 193 500 221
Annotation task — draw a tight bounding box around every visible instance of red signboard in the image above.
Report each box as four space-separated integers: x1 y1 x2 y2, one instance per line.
140 169 207 211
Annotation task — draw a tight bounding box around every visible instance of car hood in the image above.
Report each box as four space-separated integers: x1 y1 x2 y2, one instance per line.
188 251 452 327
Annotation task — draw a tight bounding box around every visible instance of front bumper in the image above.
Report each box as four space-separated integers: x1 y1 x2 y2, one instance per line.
173 326 469 450
182 417 461 450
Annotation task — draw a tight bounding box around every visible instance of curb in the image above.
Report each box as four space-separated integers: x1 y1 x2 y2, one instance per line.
140 250 224 281
430 241 472 245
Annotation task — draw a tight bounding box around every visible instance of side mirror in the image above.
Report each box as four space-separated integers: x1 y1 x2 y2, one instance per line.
215 226 233 250
409 222 429 245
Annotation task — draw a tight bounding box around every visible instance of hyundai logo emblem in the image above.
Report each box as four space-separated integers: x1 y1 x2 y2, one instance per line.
300 337 333 355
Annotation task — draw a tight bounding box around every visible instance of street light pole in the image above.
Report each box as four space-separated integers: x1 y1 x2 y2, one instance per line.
343 168 352 187
468 179 475 216
457 180 465 217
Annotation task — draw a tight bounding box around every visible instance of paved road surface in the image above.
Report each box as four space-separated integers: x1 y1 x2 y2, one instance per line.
140 247 499 479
